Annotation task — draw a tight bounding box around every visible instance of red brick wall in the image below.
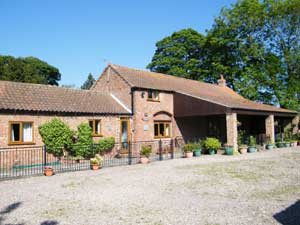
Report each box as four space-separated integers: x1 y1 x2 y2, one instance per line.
0 113 124 148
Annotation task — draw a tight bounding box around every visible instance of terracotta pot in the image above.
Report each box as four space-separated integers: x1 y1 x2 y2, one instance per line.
91 164 100 170
239 148 248 154
140 157 149 164
185 152 193 158
292 141 298 147
44 167 54 176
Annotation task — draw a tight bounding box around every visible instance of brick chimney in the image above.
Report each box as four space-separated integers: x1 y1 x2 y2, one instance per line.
217 74 226 87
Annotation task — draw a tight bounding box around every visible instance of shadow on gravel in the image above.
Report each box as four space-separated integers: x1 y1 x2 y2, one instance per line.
0 202 58 225
274 200 300 225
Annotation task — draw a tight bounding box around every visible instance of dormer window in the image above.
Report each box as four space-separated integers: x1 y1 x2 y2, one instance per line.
147 90 159 101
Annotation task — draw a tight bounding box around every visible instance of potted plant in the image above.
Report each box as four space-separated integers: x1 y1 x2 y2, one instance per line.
204 138 221 155
291 140 298 147
284 139 291 147
193 141 202 157
276 141 285 148
183 143 194 158
248 136 257 153
239 144 248 154
224 143 234 155
140 145 152 164
44 166 54 176
90 154 103 170
266 141 274 150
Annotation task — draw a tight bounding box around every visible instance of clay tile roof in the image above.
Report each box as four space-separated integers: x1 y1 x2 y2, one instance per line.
0 81 130 114
110 64 296 114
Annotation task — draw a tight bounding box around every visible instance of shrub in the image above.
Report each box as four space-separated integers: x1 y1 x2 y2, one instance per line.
183 143 195 152
39 118 74 156
249 136 257 147
73 123 93 158
204 137 221 150
141 145 152 158
90 154 103 166
96 137 115 153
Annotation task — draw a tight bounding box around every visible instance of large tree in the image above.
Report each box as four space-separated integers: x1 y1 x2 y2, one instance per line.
147 0 300 110
0 55 61 85
81 73 96 90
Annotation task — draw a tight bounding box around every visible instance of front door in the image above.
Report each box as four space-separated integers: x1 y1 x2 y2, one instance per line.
120 118 130 153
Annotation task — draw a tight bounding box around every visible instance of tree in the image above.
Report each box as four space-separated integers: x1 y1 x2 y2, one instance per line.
147 0 300 110
73 123 94 158
0 55 61 85
81 73 96 89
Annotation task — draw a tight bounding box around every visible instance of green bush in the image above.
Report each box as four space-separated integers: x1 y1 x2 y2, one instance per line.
39 118 74 156
204 137 221 150
73 123 94 158
183 143 195 152
141 145 152 158
96 137 115 153
249 136 257 147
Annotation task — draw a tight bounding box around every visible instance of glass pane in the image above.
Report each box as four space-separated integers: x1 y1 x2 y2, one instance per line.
153 91 159 100
165 123 170 137
22 123 33 142
121 121 128 143
11 124 20 142
154 124 159 137
89 121 93 130
95 120 101 134
159 123 165 137
148 90 153 99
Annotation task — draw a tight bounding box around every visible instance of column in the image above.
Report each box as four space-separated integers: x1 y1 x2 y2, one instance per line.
226 113 238 151
265 115 275 143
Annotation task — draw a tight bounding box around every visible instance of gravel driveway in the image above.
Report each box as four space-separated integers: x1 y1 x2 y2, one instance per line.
1 148 300 225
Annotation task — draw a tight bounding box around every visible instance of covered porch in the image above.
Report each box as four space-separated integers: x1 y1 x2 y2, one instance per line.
174 93 298 150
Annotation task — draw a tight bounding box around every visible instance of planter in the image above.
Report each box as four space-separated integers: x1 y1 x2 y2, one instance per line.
239 147 248 154
193 149 202 157
44 167 54 176
185 152 193 158
276 143 285 148
225 147 234 155
91 164 100 170
266 144 273 150
284 142 291 148
248 147 257 153
140 157 149 164
208 149 216 155
292 141 298 147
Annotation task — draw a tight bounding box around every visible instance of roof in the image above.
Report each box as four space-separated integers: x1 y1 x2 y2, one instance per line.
0 81 130 114
109 64 296 114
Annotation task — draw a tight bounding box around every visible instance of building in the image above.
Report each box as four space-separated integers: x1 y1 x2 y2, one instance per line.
0 64 298 151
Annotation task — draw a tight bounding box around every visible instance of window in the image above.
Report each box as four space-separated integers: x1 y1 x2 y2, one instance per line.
9 122 34 145
89 119 102 136
147 90 159 101
154 122 171 138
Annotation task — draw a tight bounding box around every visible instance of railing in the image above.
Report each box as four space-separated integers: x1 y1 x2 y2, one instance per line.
0 139 184 180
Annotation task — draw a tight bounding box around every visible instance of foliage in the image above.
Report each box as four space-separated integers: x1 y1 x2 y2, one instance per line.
147 0 300 110
249 136 257 147
90 154 103 166
204 137 221 150
39 118 74 156
96 137 115 153
141 145 152 158
183 143 195 152
0 55 61 85
81 73 96 90
238 130 247 146
73 123 94 158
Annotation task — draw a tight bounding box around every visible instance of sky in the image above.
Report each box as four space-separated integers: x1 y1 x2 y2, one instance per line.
0 0 237 87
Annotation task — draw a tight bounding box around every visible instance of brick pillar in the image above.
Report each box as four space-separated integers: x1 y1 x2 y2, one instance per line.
292 116 299 135
265 115 275 143
226 113 238 151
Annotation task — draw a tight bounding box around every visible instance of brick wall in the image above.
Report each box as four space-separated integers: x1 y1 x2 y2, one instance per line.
0 113 123 148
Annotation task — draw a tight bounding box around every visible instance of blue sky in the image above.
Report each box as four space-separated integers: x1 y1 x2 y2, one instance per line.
0 0 236 87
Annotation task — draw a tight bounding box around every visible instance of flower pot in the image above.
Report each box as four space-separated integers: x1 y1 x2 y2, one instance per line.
266 144 273 150
193 149 202 157
239 147 248 154
276 143 284 148
292 141 298 147
247 147 257 153
208 149 216 155
140 157 149 164
185 152 193 158
91 164 100 170
44 167 54 176
225 147 233 155
284 142 291 148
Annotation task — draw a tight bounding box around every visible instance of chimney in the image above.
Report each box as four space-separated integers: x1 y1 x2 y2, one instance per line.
217 74 226 87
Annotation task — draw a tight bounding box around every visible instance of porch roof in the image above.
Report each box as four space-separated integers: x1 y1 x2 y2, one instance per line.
109 64 297 115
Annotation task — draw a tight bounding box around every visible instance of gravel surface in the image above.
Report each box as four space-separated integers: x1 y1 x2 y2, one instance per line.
1 147 300 225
